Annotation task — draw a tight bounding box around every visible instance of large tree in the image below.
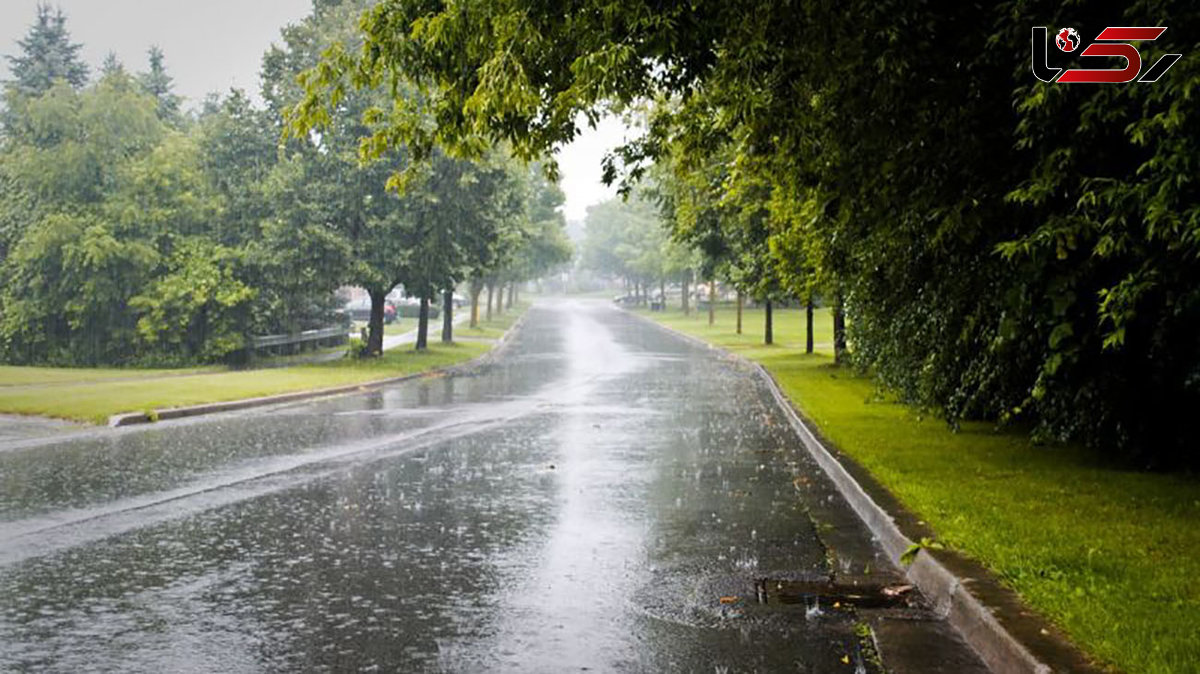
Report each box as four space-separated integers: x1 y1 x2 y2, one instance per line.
138 46 183 123
263 0 414 355
0 70 164 364
3 4 88 100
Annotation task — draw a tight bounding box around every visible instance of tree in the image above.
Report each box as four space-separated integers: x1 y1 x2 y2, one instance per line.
995 1 1200 463
0 74 167 364
100 52 126 79
138 46 183 123
580 195 659 295
263 0 413 356
1 60 284 366
3 4 88 99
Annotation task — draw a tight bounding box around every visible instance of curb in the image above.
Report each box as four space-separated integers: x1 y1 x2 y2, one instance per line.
107 311 530 428
624 309 1061 674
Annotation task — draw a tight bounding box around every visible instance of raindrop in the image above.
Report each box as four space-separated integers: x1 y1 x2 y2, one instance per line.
805 595 823 620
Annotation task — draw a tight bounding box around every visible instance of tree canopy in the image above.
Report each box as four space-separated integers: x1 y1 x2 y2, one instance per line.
3 4 88 99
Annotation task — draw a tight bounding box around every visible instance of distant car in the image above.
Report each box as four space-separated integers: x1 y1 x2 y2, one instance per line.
612 294 639 306
344 298 398 324
395 297 441 319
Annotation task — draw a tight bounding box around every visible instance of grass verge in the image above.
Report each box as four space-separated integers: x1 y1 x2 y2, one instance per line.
0 364 218 387
456 301 528 340
640 302 1199 674
0 308 524 424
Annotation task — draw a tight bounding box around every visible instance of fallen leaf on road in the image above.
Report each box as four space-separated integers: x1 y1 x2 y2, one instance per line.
718 596 739 604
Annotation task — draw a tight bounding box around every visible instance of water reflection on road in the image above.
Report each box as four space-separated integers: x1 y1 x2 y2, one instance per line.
0 299 987 672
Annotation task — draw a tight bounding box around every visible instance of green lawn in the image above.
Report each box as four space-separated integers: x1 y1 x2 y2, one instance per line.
0 308 523 424
384 320 412 336
0 364 219 387
641 303 1200 674
457 301 529 340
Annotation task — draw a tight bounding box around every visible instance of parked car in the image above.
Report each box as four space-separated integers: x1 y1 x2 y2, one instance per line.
344 298 398 324
394 297 441 319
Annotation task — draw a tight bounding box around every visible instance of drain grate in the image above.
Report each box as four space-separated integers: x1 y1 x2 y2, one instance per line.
753 578 917 610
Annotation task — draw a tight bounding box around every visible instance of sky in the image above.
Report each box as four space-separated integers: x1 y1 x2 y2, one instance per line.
0 0 629 223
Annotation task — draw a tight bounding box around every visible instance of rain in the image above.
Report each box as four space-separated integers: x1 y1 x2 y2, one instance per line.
0 301 987 672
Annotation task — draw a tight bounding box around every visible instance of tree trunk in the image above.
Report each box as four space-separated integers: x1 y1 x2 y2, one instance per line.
486 284 494 321
806 297 815 354
495 282 504 316
764 299 774 345
736 291 743 334
470 283 482 328
366 288 387 356
708 280 716 326
416 296 430 351
442 289 454 343
507 282 514 309
659 278 666 311
833 292 847 364
681 278 690 316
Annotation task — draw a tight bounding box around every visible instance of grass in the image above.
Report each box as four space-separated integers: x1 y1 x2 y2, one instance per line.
457 301 528 340
0 364 219 387
640 302 1200 674
0 308 524 424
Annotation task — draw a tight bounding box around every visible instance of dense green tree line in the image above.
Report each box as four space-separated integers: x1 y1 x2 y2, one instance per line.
293 0 1199 466
0 2 570 366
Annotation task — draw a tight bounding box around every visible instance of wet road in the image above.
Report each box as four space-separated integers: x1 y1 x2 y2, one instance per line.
0 300 986 673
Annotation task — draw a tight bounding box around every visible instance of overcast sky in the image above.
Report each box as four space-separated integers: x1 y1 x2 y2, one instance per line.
1 0 625 222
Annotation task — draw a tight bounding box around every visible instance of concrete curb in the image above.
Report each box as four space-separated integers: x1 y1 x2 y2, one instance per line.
624 309 1052 674
107 311 530 428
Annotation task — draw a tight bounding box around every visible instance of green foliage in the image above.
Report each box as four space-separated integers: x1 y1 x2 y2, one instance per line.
129 240 255 363
2 4 88 99
0 212 150 364
272 0 571 352
137 46 182 123
580 192 667 283
899 537 945 568
0 1 570 367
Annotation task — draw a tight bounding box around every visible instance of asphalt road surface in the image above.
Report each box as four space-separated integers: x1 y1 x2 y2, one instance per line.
0 299 988 673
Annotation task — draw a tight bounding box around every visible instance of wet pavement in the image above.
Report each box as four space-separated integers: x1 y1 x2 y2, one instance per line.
0 415 85 445
0 299 988 673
